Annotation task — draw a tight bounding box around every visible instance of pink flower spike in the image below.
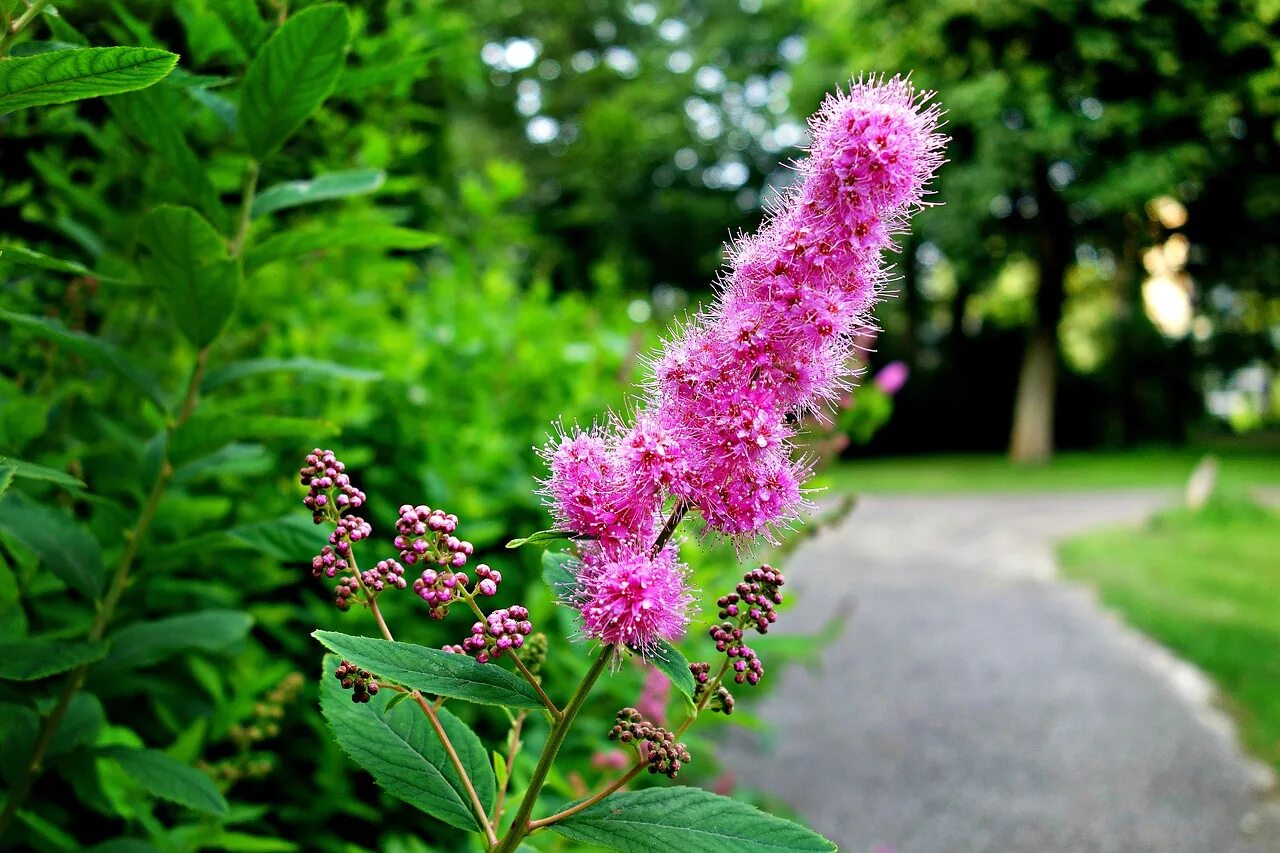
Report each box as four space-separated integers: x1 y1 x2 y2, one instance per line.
577 544 695 657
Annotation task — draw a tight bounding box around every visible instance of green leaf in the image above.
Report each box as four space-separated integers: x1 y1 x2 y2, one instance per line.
333 53 434 98
320 655 495 831
0 245 133 284
250 169 385 218
211 0 267 58
108 87 227 229
0 47 177 113
202 357 382 390
239 4 350 160
98 610 253 673
312 631 544 710
541 550 576 591
0 310 167 411
648 640 697 708
172 442 272 484
507 528 576 549
0 639 106 680
86 841 164 853
0 457 87 490
243 226 440 275
551 787 838 853
169 412 335 465
137 205 241 348
198 832 296 852
225 515 327 562
0 463 12 499
9 40 82 57
0 494 104 599
49 693 105 755
101 747 229 815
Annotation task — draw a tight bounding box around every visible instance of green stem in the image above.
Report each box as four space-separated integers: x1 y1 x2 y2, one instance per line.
229 160 260 257
494 644 613 852
0 347 209 841
0 0 52 53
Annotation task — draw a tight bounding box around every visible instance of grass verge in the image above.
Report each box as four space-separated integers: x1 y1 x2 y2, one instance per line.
822 448 1280 494
1059 495 1280 772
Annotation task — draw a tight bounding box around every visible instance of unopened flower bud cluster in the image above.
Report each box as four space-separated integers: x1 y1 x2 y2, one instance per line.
443 606 533 664
608 707 692 779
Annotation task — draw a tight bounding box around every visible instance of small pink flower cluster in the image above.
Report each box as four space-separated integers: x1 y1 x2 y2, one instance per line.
541 76 945 652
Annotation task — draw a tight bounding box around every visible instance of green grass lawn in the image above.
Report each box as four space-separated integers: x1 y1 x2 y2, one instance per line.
1059 496 1280 772
821 448 1280 494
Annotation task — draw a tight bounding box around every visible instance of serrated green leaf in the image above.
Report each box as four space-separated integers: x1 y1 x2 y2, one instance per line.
0 310 167 411
541 550 576 591
0 47 177 113
0 456 87 490
648 639 697 708
0 639 106 681
250 169 385 218
320 655 495 831
0 494 104 599
243 226 440 275
202 357 382 390
225 515 327 562
137 205 241 348
551 786 837 852
239 4 350 160
507 528 576 549
101 747 229 815
0 464 13 498
98 610 253 674
313 631 544 710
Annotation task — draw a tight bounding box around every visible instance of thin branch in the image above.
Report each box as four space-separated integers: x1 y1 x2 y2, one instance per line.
0 0 52 52
491 710 527 825
528 762 644 830
650 499 688 557
228 160 260 257
414 692 498 846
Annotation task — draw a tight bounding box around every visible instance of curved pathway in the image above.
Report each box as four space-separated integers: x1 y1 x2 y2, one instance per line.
719 491 1279 853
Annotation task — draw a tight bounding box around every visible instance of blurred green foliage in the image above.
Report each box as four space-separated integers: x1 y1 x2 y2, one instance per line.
0 2 854 851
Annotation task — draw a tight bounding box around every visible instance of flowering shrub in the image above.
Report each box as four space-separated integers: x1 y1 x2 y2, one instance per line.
306 77 944 852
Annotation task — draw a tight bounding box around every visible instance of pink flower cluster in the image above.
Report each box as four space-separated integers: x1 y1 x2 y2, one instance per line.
541 76 945 651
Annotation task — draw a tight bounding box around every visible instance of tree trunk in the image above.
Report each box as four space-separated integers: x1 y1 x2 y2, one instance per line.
1008 166 1070 464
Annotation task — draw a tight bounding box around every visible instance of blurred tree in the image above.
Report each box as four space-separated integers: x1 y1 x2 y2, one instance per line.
797 0 1278 460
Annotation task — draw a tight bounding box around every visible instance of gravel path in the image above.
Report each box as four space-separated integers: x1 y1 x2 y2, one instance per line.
719 491 1279 853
